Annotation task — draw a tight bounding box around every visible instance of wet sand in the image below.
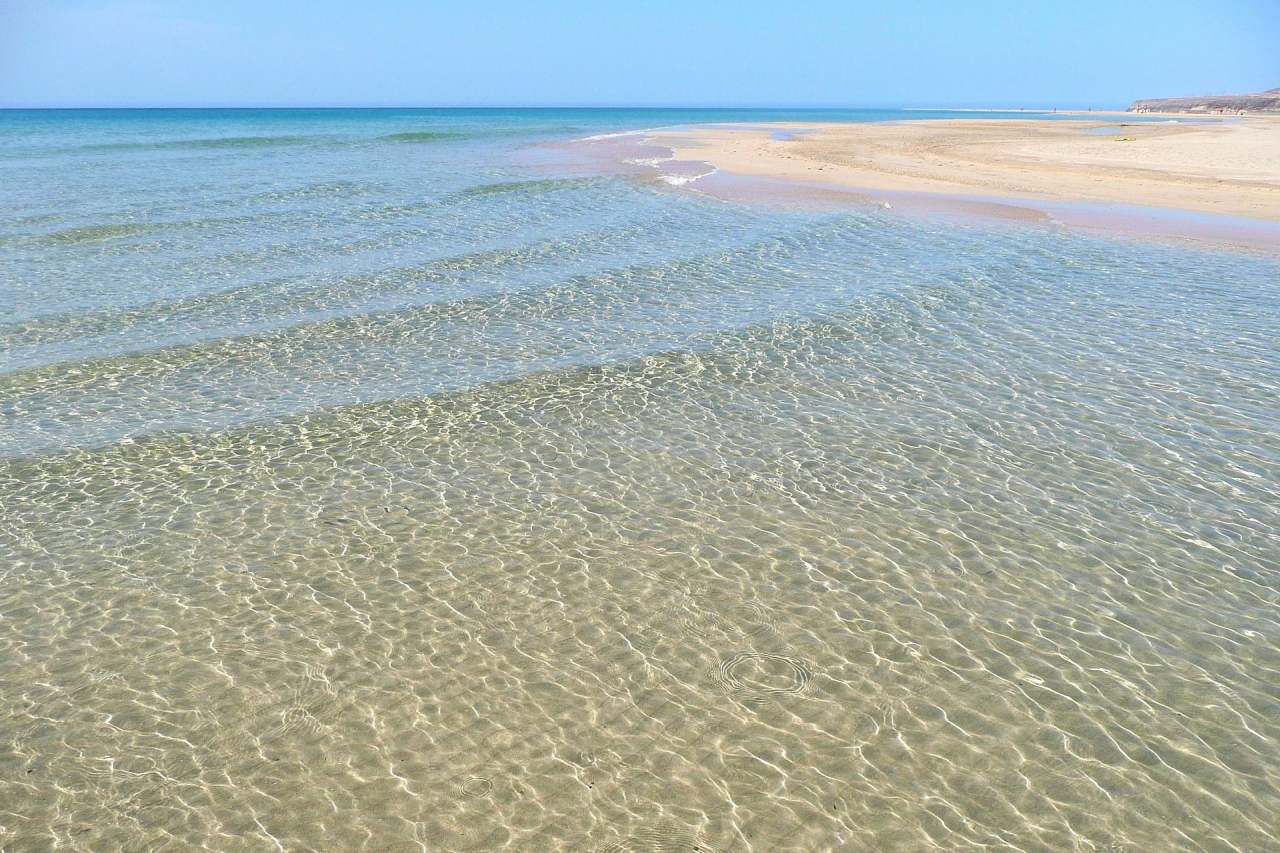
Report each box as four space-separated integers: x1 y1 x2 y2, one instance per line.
646 117 1280 222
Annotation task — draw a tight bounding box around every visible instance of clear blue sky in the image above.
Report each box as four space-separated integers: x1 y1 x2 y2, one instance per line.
2 0 1278 108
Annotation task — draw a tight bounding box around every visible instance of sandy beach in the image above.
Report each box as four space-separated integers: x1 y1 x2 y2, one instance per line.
647 117 1280 221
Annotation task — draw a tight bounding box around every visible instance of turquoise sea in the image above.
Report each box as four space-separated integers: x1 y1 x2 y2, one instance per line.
1 108 1278 851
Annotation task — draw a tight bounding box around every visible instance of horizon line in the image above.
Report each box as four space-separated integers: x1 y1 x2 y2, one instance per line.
0 102 1124 112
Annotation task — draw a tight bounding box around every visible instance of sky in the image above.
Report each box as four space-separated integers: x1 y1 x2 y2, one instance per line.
2 0 1278 109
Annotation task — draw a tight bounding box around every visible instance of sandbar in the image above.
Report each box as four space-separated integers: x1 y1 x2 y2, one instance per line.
645 117 1280 221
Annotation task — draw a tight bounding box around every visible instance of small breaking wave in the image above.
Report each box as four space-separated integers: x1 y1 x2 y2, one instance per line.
379 130 470 143
607 139 717 187
457 177 601 198
658 168 716 186
624 156 669 168
577 129 647 142
167 135 312 149
249 181 372 202
36 223 162 244
81 135 315 153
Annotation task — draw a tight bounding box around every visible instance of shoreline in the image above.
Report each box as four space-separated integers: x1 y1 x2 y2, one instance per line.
630 117 1280 249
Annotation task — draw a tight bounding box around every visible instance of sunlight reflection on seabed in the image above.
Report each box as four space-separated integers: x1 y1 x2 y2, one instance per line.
1 108 1277 852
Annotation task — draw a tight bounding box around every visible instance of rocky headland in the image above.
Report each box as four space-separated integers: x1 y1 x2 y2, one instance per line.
1129 88 1280 114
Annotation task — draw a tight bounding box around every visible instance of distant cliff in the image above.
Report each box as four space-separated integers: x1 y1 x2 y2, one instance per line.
1128 88 1280 114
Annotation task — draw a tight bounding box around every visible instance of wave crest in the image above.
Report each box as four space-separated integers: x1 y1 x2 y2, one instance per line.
379 130 469 143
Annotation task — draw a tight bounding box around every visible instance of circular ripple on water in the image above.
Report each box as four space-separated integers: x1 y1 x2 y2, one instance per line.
713 652 813 701
453 775 494 799
568 748 598 767
731 602 779 641
263 705 326 742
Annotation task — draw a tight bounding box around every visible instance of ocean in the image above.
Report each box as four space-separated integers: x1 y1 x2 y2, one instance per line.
1 108 1277 851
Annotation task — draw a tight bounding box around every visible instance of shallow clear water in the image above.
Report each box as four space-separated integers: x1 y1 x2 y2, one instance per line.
1 109 1278 852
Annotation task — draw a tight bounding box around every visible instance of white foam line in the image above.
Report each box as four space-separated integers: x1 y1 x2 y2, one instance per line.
573 127 713 185
624 156 670 168
577 129 646 142
575 123 689 143
659 167 717 186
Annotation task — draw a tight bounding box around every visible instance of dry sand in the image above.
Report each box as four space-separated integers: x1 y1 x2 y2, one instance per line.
647 117 1280 221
